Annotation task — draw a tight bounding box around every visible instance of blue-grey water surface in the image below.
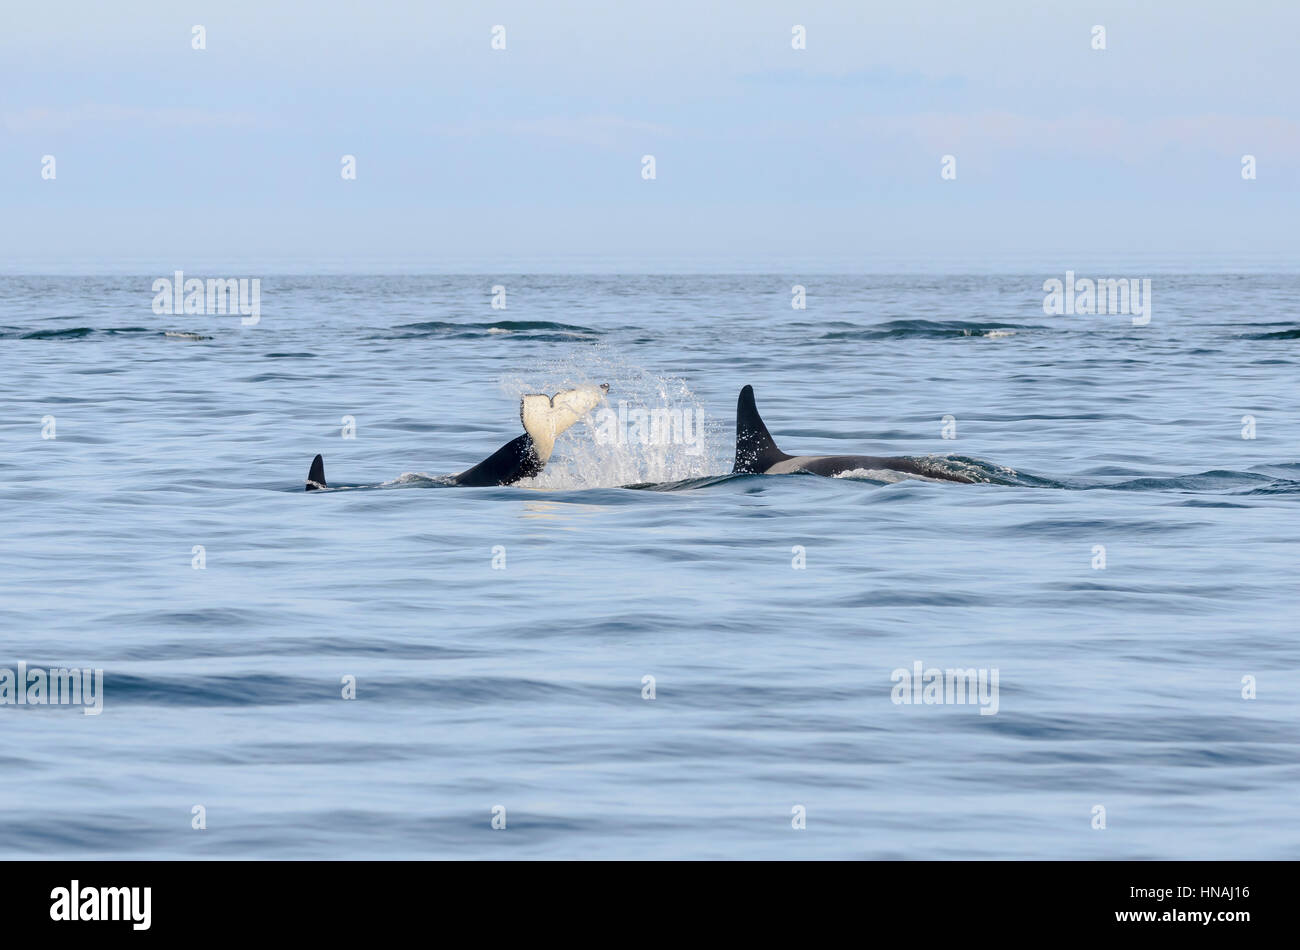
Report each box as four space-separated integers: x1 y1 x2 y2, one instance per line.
1 274 1298 859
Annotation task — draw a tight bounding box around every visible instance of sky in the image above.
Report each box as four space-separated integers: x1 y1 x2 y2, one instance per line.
2 0 1298 272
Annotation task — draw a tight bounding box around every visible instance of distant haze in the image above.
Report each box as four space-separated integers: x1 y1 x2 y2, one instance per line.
3 0 1298 272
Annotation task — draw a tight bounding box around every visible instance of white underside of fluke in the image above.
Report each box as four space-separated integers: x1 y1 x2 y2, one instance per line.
520 384 609 462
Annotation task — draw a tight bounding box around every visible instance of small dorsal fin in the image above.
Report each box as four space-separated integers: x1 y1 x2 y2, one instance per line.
732 385 791 473
306 454 327 491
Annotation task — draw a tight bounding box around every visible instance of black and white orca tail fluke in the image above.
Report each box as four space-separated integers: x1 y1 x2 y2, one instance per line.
306 454 327 491
732 385 792 474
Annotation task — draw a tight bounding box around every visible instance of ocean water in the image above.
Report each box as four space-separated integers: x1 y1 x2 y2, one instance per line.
1 273 1298 859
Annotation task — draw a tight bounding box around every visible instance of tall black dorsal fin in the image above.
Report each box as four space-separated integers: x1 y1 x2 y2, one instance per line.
732 385 792 473
306 454 327 491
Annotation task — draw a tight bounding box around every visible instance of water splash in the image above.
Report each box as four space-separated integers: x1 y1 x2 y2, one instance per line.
499 346 730 489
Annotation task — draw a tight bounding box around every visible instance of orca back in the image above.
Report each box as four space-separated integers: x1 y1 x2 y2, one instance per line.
451 433 542 486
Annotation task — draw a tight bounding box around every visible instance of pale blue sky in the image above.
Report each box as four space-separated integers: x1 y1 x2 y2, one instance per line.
3 0 1298 271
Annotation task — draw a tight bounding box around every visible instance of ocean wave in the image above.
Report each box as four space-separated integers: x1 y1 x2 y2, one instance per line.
820 319 1041 341
1241 328 1300 339
0 326 159 339
387 319 602 340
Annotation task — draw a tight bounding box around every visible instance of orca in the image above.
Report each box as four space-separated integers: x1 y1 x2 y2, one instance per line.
731 385 974 483
306 383 609 490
